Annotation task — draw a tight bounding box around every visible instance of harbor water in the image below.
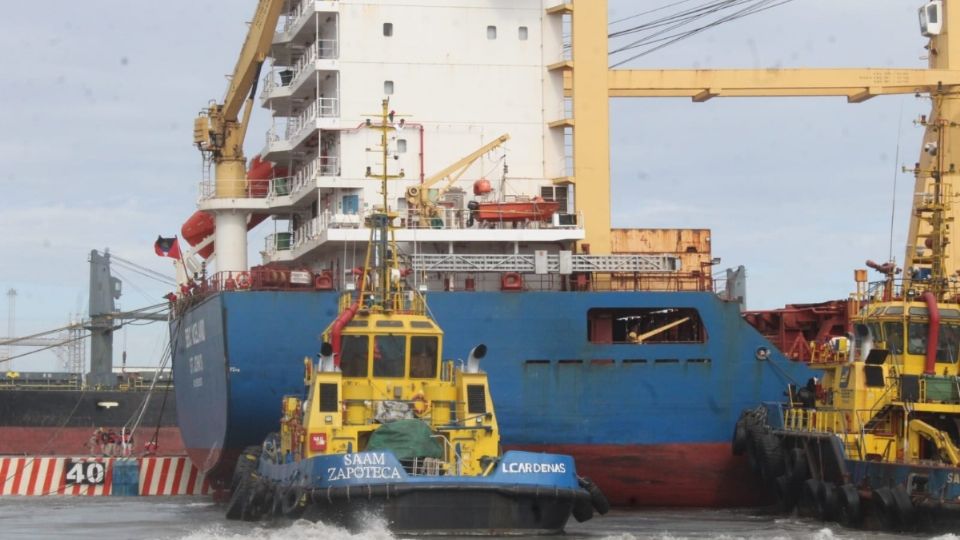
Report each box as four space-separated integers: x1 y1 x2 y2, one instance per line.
0 499 957 540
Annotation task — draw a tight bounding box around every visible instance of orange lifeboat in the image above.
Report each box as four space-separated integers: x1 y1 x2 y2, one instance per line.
180 156 286 259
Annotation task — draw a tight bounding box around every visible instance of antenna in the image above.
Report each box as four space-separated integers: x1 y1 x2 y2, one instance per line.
5 289 15 371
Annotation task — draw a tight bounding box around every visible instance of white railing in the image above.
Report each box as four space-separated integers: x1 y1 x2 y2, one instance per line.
290 156 341 195
269 98 340 145
289 39 339 88
283 0 315 33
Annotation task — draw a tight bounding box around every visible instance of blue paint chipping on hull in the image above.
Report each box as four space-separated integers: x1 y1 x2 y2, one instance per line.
172 290 813 488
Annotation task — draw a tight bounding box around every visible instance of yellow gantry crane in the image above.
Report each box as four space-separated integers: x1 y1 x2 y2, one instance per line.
405 134 510 227
558 0 960 279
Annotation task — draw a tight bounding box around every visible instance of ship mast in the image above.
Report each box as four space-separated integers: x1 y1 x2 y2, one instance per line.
360 99 406 312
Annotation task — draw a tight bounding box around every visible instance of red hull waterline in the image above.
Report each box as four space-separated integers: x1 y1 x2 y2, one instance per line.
514 443 767 508
0 427 186 457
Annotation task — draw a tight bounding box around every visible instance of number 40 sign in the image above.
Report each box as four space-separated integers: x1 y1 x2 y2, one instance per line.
65 460 106 485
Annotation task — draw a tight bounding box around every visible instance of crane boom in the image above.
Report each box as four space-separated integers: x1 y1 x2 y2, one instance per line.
193 0 284 198
405 134 510 226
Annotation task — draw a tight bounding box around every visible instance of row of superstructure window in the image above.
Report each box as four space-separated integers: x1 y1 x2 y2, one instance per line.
383 22 529 40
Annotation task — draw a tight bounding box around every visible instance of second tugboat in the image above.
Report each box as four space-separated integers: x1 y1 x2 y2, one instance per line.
734 95 960 532
224 101 607 534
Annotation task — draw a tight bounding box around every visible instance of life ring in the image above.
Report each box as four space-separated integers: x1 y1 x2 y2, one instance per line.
237 272 251 289
411 393 430 416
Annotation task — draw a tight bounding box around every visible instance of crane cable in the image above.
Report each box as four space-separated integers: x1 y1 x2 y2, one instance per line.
609 0 798 67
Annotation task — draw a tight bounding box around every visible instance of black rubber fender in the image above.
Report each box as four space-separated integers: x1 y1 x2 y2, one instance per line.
757 433 785 482
230 446 262 494
732 418 748 456
572 497 594 523
798 478 821 518
241 480 268 522
280 486 306 519
788 448 809 484
579 477 610 515
816 481 838 522
872 486 897 531
225 476 251 521
745 430 761 474
836 483 861 528
890 485 915 530
773 474 795 513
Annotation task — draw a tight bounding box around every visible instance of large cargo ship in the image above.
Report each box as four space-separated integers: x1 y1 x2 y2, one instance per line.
169 0 819 507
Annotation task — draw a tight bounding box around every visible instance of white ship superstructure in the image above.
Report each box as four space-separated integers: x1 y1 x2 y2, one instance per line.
195 0 681 292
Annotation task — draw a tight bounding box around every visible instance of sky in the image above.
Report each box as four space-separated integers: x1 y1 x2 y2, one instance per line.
0 0 931 372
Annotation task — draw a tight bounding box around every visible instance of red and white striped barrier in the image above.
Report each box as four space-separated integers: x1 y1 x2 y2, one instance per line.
0 456 210 496
139 456 209 495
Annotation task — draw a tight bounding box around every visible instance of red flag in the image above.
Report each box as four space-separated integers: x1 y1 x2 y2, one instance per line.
154 236 182 259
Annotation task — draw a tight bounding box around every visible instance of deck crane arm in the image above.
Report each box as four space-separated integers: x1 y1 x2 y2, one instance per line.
405 134 510 225
908 419 960 465
193 0 285 197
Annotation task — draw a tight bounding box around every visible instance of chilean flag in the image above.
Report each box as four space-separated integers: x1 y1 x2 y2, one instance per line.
154 236 182 260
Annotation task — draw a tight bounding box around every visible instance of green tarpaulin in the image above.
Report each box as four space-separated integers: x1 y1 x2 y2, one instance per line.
366 419 443 460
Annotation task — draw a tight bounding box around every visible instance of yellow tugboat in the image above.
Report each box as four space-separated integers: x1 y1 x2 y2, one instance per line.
224 101 607 534
735 96 960 532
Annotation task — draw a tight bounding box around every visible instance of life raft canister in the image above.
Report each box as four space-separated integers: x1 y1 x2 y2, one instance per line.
314 270 334 290
501 272 522 291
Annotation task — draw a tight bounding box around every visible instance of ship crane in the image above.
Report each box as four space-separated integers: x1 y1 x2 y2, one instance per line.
404 134 510 227
191 0 285 275
560 0 960 279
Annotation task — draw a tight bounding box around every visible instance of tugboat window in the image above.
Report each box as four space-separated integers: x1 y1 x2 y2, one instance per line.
907 322 928 355
340 335 369 377
373 335 405 377
938 323 960 363
587 307 706 344
410 336 438 378
883 322 905 354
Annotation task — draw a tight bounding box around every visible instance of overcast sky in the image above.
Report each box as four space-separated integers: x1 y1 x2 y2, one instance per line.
0 1 930 372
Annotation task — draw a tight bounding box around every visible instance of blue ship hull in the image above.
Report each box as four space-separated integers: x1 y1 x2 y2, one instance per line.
171 290 813 506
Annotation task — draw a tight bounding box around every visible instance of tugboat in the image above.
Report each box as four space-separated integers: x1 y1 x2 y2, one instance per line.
224 101 607 534
734 100 960 532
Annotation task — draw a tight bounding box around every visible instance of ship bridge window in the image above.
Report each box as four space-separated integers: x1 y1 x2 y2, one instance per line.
883 322 904 354
487 25 497 39
409 336 438 378
518 26 528 40
587 307 706 344
410 321 434 329
383 22 393 37
908 322 960 362
938 324 960 363
397 139 407 153
341 335 369 377
908 322 928 355
376 320 404 328
373 335 405 377
886 307 904 316
384 80 394 95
